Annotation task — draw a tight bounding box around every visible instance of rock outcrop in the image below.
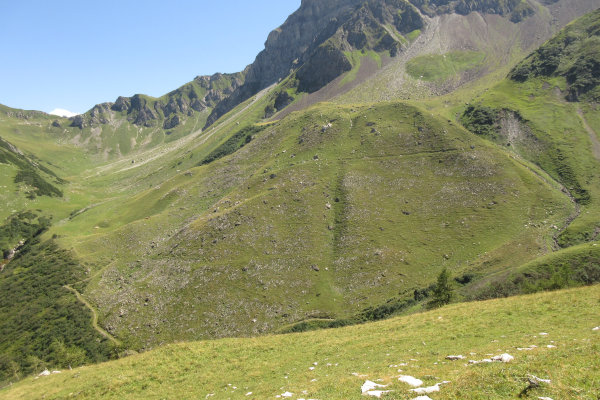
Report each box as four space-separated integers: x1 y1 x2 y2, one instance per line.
70 71 245 130
204 0 537 128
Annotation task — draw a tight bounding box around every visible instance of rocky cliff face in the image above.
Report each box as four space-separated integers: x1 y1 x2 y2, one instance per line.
71 71 245 130
204 0 537 128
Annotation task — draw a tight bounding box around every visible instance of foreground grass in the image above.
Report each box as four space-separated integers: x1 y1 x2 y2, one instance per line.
2 285 598 399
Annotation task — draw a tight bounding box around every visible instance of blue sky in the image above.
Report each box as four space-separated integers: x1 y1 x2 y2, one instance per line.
0 0 300 114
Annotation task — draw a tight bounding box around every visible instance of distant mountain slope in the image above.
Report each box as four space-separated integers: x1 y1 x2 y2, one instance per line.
205 0 597 127
68 100 573 348
458 8 600 293
509 8 600 101
65 71 245 158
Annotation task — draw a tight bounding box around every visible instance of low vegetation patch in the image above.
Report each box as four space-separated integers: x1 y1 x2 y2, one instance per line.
198 125 266 165
471 244 600 300
406 51 485 81
0 235 115 386
0 137 62 198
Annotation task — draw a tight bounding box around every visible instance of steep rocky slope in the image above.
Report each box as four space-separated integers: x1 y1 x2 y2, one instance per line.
205 0 598 126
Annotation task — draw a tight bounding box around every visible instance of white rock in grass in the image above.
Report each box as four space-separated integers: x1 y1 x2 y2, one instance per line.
245 392 252 396
445 355 465 360
362 380 387 393
365 390 392 398
593 326 600 331
411 385 440 394
540 332 549 336
491 353 514 363
38 369 50 376
51 370 61 374
529 375 551 384
412 397 434 400
538 397 554 400
281 392 294 398
398 375 423 387
410 381 450 394
469 359 493 364
547 345 557 349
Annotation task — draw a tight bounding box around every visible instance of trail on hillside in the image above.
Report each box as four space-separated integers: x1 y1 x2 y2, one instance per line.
577 108 600 160
63 284 122 347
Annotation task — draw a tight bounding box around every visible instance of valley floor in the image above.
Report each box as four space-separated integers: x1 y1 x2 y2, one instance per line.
2 285 598 399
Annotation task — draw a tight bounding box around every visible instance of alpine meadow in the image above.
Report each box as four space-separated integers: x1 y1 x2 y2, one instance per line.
1 0 599 398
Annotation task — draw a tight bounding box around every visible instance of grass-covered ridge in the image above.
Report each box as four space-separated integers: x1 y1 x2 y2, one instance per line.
1 285 598 399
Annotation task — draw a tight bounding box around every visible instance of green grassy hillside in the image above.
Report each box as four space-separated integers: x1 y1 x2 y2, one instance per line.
1 284 598 399
1 0 600 391
55 100 574 350
457 9 600 278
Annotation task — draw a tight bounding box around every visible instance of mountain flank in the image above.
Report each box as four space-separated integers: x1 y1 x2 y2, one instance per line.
0 0 599 391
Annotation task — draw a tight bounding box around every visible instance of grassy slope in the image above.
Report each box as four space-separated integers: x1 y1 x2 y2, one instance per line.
1 3 599 387
465 77 600 245
1 284 598 399
54 99 573 349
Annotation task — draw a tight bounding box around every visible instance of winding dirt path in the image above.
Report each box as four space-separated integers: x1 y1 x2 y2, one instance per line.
64 284 121 346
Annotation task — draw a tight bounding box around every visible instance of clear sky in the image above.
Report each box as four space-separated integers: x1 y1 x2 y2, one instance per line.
0 0 300 114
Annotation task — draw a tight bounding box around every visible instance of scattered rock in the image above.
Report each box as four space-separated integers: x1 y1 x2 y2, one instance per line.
528 375 551 385
362 380 387 393
365 390 392 398
281 391 294 398
398 375 423 387
412 397 433 400
539 332 549 336
517 345 538 351
39 369 51 376
325 203 332 210
593 326 600 331
410 381 450 394
520 375 551 397
311 265 320 272
469 358 493 364
445 355 465 360
491 353 514 363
